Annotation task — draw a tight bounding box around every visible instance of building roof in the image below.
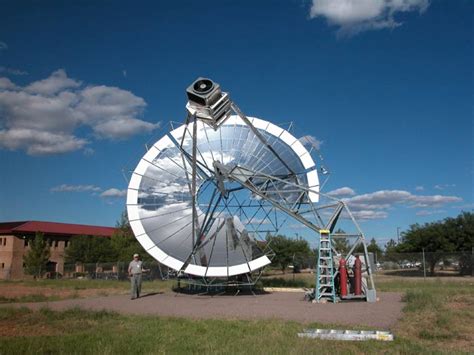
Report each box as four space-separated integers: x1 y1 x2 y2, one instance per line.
0 221 116 237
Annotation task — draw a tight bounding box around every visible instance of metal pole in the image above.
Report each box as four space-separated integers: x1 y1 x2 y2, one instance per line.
191 116 199 250
422 248 426 280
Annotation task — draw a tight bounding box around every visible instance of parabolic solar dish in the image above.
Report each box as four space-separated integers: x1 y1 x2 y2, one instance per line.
127 115 319 277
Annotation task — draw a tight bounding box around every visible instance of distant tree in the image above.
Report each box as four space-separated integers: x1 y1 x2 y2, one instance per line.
292 238 314 271
395 212 473 275
110 211 152 262
396 221 451 275
266 234 312 273
367 238 383 261
23 232 50 279
332 228 350 255
383 239 399 262
65 235 116 264
384 239 397 252
266 235 293 273
444 212 474 252
353 238 382 260
446 212 474 275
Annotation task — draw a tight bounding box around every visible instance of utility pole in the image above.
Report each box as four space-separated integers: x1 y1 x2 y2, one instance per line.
396 227 400 244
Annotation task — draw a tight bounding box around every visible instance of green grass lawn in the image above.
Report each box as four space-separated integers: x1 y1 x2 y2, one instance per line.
0 307 427 354
0 275 472 354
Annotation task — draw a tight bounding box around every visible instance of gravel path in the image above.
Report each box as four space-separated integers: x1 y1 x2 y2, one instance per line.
6 291 403 329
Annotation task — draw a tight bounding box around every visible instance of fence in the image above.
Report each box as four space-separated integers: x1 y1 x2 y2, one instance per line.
62 261 174 281
372 251 473 277
4 250 470 281
263 251 473 278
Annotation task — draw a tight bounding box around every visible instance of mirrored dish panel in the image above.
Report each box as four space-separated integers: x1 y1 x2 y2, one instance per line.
127 115 319 276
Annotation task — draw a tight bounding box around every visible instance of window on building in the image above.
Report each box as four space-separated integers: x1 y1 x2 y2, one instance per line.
1 263 4 269
65 241 69 248
2 238 5 246
54 240 59 248
0 238 3 246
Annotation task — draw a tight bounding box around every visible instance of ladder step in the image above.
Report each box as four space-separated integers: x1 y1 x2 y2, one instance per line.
315 232 335 301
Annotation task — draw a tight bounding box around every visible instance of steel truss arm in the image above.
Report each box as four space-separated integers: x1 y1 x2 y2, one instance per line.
231 102 296 176
216 163 375 290
216 163 324 233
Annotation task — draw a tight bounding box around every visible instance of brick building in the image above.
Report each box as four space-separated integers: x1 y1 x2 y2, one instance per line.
0 221 116 280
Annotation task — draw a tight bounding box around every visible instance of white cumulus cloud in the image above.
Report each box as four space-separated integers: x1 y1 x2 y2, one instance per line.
434 183 456 190
50 184 127 199
25 69 81 96
0 66 28 76
328 187 462 220
0 69 160 155
299 135 323 150
416 209 445 216
100 188 127 198
351 210 388 220
309 0 430 36
344 189 461 210
51 184 102 192
0 78 17 90
326 186 356 197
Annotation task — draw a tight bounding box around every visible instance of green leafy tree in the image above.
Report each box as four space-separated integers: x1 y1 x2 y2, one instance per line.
266 234 312 273
397 221 452 276
333 228 350 255
383 239 399 262
110 211 152 262
291 238 314 271
266 235 293 273
444 212 474 252
367 238 383 261
65 235 116 264
352 237 382 264
395 212 474 275
446 212 474 275
23 232 50 279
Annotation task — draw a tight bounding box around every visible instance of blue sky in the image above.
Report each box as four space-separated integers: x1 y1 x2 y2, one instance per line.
0 0 472 247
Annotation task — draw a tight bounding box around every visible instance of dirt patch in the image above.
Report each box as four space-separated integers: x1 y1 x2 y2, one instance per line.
3 291 404 329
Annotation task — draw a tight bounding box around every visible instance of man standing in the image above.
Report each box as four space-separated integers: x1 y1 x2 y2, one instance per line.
128 253 147 300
